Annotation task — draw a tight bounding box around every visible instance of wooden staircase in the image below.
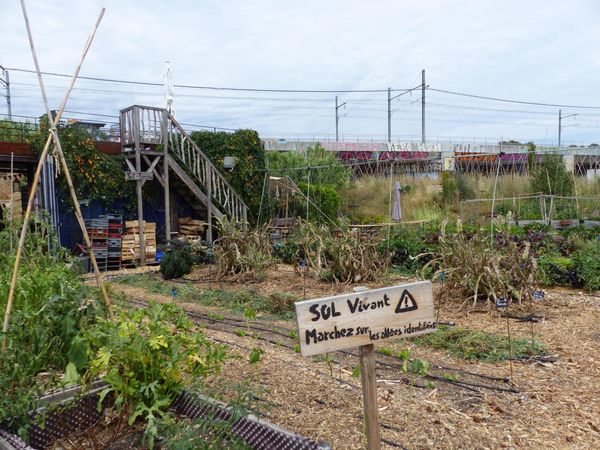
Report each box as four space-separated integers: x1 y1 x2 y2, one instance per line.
120 105 247 247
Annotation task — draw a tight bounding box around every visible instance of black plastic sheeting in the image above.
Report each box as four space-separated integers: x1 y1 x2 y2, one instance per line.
0 390 329 450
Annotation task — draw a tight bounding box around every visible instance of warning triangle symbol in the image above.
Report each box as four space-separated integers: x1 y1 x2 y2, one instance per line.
395 289 418 313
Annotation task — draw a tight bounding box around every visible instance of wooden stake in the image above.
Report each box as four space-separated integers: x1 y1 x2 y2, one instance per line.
359 344 381 450
2 4 109 351
506 316 514 385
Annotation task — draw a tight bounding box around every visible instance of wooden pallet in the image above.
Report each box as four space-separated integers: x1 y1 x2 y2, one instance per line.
122 220 156 261
178 217 205 238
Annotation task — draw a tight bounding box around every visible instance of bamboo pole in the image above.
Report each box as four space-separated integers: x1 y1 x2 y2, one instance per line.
21 1 112 313
2 5 109 351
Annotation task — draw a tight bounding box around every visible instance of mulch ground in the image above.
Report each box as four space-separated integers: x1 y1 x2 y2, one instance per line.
105 266 600 449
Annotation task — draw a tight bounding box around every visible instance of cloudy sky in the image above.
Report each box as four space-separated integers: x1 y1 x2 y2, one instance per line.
2 0 600 145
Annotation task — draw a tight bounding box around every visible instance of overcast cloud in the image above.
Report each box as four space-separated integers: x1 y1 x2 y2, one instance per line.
2 0 600 145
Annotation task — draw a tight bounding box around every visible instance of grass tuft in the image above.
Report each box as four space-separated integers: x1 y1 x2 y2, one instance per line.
412 325 546 362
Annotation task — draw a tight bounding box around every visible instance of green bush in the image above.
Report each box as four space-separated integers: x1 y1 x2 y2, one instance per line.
160 242 195 280
572 241 600 291
267 144 350 190
529 154 574 196
190 130 266 223
297 182 341 222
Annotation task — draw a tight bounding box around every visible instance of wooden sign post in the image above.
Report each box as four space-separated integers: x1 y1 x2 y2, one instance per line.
295 281 436 450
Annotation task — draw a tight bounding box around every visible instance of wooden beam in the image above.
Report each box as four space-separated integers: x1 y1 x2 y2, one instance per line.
167 155 224 219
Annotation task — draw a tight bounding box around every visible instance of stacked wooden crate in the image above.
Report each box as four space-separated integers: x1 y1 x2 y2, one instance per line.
178 217 205 239
122 220 156 264
0 174 22 220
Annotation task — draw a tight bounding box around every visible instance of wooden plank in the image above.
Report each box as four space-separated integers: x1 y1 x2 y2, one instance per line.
294 281 435 357
360 344 381 450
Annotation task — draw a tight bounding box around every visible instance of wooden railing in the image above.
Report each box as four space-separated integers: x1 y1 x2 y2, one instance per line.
120 105 247 222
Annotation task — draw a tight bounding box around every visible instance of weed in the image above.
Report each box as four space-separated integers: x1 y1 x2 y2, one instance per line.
413 325 546 362
378 347 393 357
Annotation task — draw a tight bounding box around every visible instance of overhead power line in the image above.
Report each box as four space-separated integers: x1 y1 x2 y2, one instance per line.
429 88 600 110
10 66 600 110
7 67 410 93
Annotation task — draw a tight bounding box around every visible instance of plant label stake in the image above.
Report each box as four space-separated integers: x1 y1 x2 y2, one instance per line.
495 297 508 309
294 281 435 450
532 290 545 301
437 271 445 323
496 297 514 384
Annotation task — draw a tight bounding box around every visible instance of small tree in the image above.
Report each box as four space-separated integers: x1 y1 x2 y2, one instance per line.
529 153 574 196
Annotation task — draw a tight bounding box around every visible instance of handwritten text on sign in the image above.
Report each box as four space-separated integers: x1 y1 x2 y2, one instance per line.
295 281 436 356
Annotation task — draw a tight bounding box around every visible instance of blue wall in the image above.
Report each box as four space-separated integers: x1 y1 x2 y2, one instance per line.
59 192 197 250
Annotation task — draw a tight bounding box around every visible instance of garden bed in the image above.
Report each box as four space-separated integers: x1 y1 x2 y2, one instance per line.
107 269 600 449
0 384 325 450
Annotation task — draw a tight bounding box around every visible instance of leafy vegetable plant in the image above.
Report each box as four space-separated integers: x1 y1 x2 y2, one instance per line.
75 302 228 448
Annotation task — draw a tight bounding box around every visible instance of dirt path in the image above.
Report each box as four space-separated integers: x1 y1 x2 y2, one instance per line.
109 279 600 449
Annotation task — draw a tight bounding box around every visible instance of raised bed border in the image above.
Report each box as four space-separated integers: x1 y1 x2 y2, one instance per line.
0 383 329 450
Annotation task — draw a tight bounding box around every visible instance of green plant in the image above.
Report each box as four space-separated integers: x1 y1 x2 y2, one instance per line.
413 325 546 361
529 153 574 196
536 255 575 287
0 119 35 142
157 412 251 450
296 182 342 223
31 117 134 207
160 241 195 280
0 218 103 435
190 130 266 224
77 302 228 449
572 240 600 291
267 144 350 190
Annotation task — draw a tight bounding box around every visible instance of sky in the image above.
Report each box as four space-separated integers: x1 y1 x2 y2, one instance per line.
2 0 600 145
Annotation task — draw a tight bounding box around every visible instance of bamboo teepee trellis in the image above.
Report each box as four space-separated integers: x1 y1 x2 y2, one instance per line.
2 2 113 351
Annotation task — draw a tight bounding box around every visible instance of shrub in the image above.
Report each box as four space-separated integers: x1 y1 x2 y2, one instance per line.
572 241 600 291
297 181 341 223
160 241 195 280
529 154 574 196
267 144 350 190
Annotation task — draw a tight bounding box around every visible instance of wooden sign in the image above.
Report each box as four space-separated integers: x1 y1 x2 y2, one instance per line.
295 281 435 357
